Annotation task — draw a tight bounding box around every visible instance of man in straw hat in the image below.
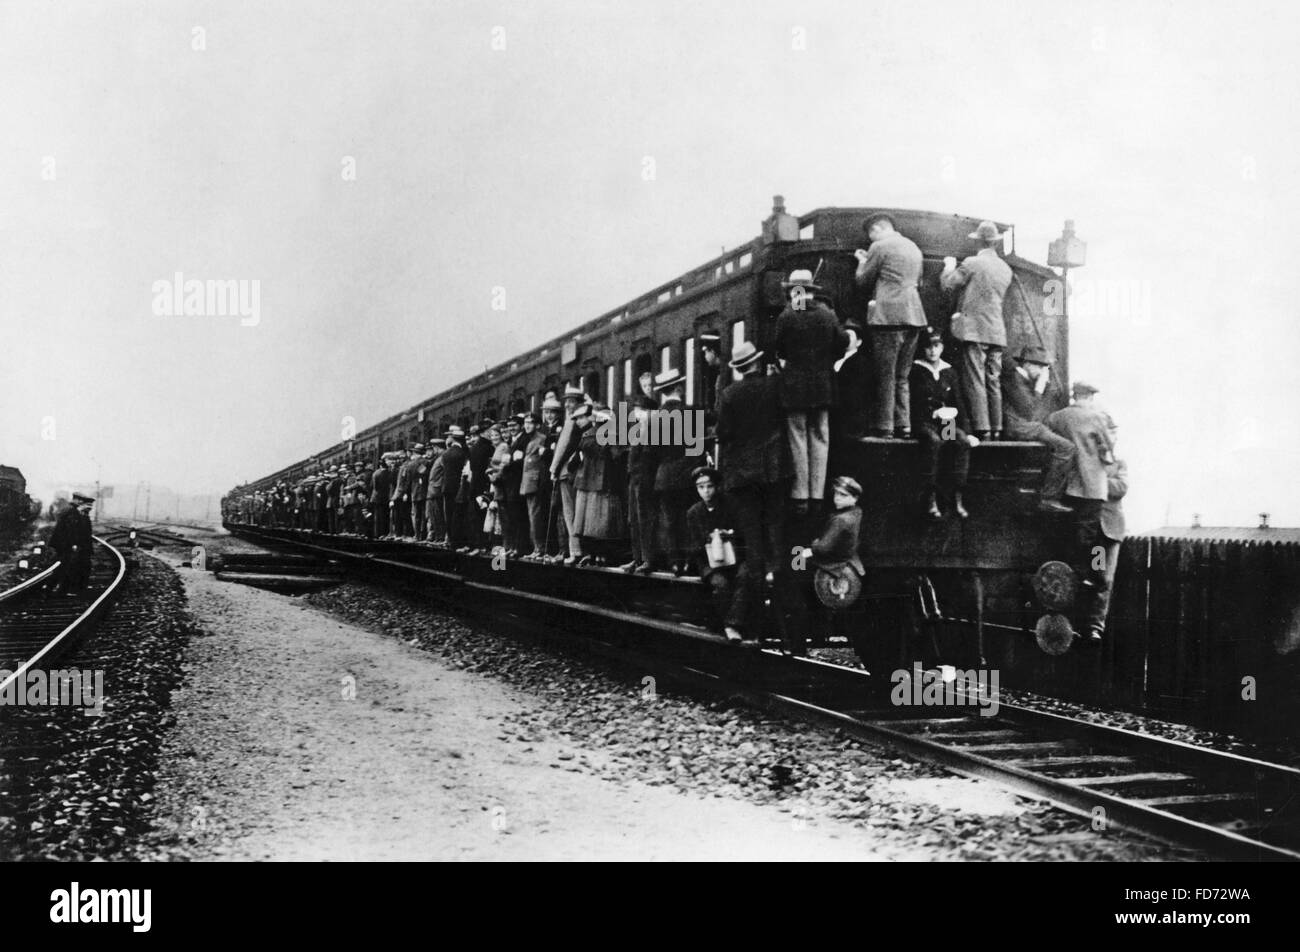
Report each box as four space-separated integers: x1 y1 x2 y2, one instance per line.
716 340 791 586
941 220 1014 440
855 214 927 439
774 269 850 514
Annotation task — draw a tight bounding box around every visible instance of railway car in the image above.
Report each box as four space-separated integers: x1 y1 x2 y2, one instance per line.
233 198 1085 671
0 465 36 528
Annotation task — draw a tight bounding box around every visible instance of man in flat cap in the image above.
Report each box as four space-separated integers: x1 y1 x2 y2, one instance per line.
941 220 1014 440
1048 382 1117 641
411 443 430 540
855 214 927 439
424 438 447 544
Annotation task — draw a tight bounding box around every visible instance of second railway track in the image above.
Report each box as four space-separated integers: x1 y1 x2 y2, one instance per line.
227 525 1300 861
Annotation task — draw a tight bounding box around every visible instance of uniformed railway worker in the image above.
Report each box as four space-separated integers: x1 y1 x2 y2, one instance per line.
941 220 1013 440
854 214 927 439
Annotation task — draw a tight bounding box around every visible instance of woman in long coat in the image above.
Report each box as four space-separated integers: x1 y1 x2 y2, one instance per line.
573 406 627 566
485 425 510 551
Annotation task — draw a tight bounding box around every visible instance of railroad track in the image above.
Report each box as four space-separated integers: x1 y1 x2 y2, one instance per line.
0 537 128 699
227 525 1300 861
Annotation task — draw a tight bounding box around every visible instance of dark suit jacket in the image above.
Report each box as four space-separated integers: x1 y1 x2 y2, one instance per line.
519 432 548 496
774 300 849 409
685 494 746 579
716 372 791 490
651 397 698 493
811 505 864 575
371 467 392 505
1001 365 1061 427
1101 458 1127 541
51 506 91 556
468 439 494 495
438 443 468 497
908 359 960 433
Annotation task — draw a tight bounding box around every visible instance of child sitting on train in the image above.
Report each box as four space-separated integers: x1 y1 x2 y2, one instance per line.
909 327 980 520
785 475 865 655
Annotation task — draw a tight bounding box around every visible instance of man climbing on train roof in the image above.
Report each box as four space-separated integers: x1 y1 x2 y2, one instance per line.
1000 343 1074 513
685 466 755 645
909 327 980 520
941 220 1014 441
854 214 927 440
1047 381 1118 643
774 269 850 515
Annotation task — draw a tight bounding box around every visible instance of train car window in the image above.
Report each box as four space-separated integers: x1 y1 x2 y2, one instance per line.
606 365 616 407
633 352 653 391
623 358 632 397
799 222 814 240
723 260 734 275
684 337 695 406
660 344 672 373
739 251 753 268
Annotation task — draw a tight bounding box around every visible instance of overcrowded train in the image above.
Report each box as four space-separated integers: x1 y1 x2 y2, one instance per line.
225 197 1116 670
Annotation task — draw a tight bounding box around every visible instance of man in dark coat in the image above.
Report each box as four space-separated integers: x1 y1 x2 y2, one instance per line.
716 341 791 581
424 439 446 544
774 270 850 511
464 423 495 551
371 456 393 538
854 214 927 438
685 467 753 643
51 494 94 593
439 428 468 549
314 470 330 532
786 476 864 655
941 220 1014 439
1000 344 1073 513
909 328 980 519
411 445 431 541
620 395 661 574
649 370 698 574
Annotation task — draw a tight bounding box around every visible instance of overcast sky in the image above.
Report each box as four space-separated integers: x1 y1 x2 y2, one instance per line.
2 0 1297 532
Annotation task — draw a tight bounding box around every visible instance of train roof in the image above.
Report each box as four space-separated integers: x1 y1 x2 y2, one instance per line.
248 203 1060 489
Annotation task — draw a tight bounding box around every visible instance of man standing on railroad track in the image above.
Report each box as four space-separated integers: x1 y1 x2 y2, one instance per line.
940 220 1013 441
50 493 94 594
854 214 927 440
